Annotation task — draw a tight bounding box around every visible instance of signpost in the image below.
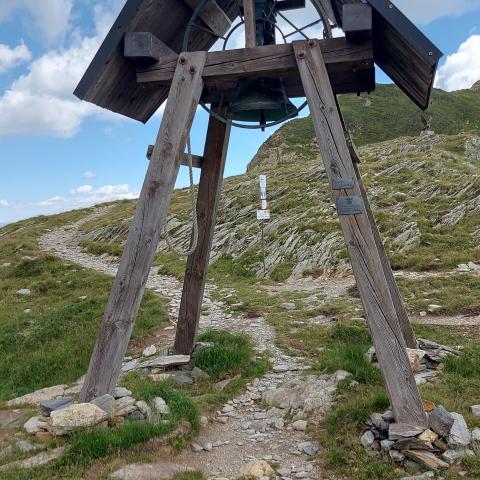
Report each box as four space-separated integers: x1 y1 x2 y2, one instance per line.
257 175 268 276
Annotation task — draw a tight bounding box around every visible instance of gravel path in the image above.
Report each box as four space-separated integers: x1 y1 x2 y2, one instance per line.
39 207 344 480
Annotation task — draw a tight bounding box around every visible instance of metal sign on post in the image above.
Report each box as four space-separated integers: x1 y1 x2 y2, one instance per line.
257 175 269 276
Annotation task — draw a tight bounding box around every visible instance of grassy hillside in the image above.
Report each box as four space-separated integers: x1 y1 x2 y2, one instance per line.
270 84 480 148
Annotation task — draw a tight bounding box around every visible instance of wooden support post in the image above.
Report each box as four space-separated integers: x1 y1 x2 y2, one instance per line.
80 51 207 402
333 99 418 349
294 39 426 426
243 0 257 48
174 107 231 355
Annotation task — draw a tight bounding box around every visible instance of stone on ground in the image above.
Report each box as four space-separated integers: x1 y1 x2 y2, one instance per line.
153 397 170 415
447 412 471 447
428 406 454 437
470 405 480 418
388 423 424 440
139 354 190 369
403 450 449 469
7 384 66 407
361 430 375 448
442 447 474 464
240 460 275 478
280 303 296 311
16 440 39 453
91 394 116 417
24 416 44 434
142 345 157 357
113 387 132 399
135 400 152 419
50 403 109 435
40 396 73 416
0 447 65 471
115 396 137 416
110 462 191 479
292 420 308 431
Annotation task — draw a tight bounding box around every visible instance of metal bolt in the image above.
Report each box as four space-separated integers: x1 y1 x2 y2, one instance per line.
297 51 305 59
179 56 187 65
189 65 197 73
428 51 433 56
307 39 315 48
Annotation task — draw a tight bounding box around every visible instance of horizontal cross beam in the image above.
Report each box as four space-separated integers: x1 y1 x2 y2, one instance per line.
146 145 204 169
136 38 374 97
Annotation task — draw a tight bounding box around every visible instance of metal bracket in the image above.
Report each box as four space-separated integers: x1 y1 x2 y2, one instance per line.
332 177 355 190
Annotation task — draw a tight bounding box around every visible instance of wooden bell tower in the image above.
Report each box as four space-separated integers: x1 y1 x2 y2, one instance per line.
74 0 442 428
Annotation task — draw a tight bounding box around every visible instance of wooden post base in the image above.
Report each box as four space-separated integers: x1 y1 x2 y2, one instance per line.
174 107 231 355
294 39 426 427
80 51 207 402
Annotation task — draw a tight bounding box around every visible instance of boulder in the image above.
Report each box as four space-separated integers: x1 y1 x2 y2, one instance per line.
447 412 471 447
240 460 275 478
297 441 318 455
50 403 109 435
428 406 454 437
40 397 73 416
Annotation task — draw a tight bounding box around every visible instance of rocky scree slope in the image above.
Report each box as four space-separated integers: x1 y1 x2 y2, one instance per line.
80 129 480 279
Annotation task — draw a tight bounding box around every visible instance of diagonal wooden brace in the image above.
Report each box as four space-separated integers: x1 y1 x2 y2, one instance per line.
333 97 418 349
80 51 207 402
294 39 426 427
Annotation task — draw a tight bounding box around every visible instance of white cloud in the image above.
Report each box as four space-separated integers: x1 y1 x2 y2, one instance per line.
0 0 74 43
71 184 93 194
0 1 127 138
0 42 32 73
0 199 9 207
435 35 480 91
83 170 95 179
392 0 480 24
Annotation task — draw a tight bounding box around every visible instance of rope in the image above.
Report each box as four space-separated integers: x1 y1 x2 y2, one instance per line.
163 136 199 257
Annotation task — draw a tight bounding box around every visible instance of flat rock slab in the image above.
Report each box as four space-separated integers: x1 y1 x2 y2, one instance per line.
40 397 73 416
6 385 66 407
0 447 65 471
0 409 26 439
139 355 191 369
389 423 425 440
404 450 449 470
110 462 192 479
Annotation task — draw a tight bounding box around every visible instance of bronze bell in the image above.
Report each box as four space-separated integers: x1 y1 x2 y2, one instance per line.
229 79 297 128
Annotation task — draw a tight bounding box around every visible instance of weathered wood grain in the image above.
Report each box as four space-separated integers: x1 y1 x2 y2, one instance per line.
79 52 207 402
294 39 426 426
243 0 257 47
146 145 204 168
184 0 232 37
137 38 373 85
124 32 176 62
334 97 418 349
174 106 231 355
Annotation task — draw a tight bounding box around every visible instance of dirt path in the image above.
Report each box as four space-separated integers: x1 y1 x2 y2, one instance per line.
39 207 345 480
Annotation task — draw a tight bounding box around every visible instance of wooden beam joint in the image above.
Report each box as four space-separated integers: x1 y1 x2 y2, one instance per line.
342 4 372 43
146 145 204 169
124 32 176 64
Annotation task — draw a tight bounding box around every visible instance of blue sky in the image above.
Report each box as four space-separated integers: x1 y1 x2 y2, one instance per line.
0 0 479 225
